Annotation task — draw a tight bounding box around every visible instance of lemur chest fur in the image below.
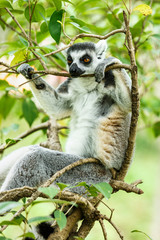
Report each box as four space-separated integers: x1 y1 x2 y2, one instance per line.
65 78 114 158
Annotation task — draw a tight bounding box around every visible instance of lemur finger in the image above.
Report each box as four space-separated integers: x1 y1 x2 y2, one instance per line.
17 64 34 79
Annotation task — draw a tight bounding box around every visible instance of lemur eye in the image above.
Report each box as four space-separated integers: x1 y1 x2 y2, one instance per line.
67 56 73 65
80 54 91 64
83 58 90 63
67 59 72 64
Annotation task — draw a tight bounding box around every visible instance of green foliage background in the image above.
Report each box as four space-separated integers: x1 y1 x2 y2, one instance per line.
0 0 160 239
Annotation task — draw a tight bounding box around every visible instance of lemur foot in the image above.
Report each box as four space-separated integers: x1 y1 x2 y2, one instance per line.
17 64 34 79
94 57 121 83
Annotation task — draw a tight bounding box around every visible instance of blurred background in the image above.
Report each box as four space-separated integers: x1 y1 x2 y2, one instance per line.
0 0 160 239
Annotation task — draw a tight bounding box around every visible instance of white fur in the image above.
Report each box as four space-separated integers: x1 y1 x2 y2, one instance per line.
95 40 107 59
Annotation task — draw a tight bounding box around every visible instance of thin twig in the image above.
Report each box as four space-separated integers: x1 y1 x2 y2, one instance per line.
62 9 71 40
101 214 124 240
0 121 49 154
106 3 122 24
18 63 131 87
44 29 126 58
122 0 130 14
0 121 68 154
5 8 47 70
99 219 108 240
0 15 65 71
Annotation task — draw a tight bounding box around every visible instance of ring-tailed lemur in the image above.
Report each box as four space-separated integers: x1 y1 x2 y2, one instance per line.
0 40 132 240
0 40 131 192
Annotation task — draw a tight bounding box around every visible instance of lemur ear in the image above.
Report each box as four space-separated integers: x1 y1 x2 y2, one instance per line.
59 43 68 57
95 40 107 59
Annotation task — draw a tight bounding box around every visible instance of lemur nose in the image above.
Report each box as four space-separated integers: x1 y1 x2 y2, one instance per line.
69 63 85 77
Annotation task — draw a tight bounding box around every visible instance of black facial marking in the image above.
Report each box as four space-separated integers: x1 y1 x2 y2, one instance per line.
37 222 54 239
67 55 73 65
69 63 85 77
35 83 46 90
104 70 115 87
80 54 92 65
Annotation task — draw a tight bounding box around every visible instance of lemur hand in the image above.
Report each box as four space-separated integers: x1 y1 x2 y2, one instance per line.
17 64 34 79
94 57 120 83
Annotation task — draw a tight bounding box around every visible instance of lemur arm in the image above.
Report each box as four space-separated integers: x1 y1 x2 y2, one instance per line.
18 64 72 119
95 57 132 112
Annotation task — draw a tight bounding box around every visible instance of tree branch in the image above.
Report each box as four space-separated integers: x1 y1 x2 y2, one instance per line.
101 214 124 240
116 11 139 180
0 178 143 203
18 63 131 88
5 8 47 70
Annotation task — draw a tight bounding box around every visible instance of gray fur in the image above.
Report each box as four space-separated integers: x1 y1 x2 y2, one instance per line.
1 145 111 193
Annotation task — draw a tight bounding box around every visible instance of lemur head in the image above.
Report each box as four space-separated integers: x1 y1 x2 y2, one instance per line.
62 40 107 77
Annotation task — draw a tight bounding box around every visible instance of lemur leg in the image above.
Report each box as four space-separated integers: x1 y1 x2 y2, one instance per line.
18 64 72 119
1 146 111 193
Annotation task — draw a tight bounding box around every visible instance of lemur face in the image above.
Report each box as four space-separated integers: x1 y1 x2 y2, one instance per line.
65 41 107 77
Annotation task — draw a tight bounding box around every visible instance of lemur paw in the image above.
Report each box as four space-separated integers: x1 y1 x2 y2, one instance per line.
17 64 34 79
95 57 121 83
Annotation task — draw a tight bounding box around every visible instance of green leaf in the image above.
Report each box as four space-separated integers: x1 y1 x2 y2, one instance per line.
153 121 160 137
0 80 10 91
35 51 47 63
93 182 112 200
73 182 89 189
53 0 62 11
38 186 59 198
18 36 29 47
22 98 39 126
62 0 74 5
5 138 17 145
69 16 91 33
131 230 153 240
0 94 16 119
87 185 98 197
0 0 13 9
152 34 160 40
25 4 45 22
56 183 69 191
18 232 35 240
54 210 67 230
0 217 23 226
0 201 22 215
28 216 53 224
11 49 29 66
70 22 91 33
40 21 48 33
49 10 64 44
0 237 12 240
